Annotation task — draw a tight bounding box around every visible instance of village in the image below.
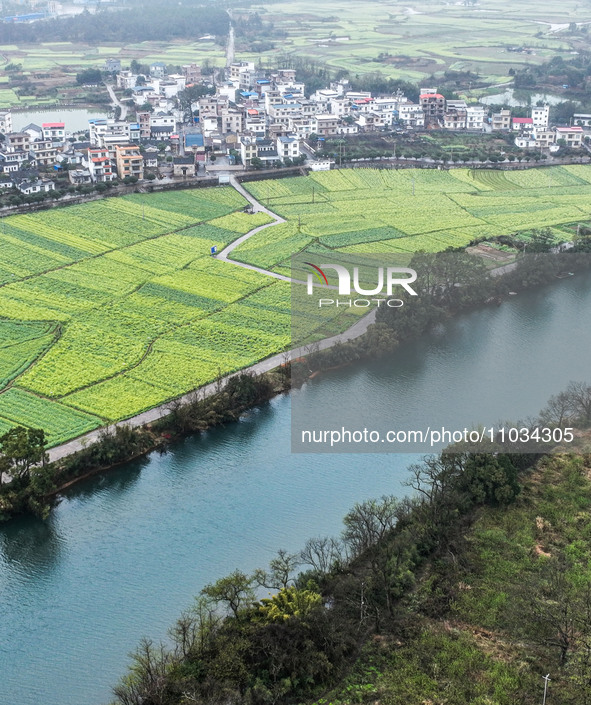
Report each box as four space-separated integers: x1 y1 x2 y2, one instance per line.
0 57 589 200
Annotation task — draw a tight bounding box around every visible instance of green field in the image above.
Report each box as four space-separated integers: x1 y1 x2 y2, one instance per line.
0 166 590 446
0 186 366 445
235 165 591 275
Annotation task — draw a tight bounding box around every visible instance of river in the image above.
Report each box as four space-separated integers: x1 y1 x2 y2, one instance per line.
1 271 591 705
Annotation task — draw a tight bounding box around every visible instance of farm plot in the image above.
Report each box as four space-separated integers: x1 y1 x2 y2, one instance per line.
237 167 591 271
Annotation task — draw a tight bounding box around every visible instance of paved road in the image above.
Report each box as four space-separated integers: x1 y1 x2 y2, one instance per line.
105 83 128 120
47 179 362 462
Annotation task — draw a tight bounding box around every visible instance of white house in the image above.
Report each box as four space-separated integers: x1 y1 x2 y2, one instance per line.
465 105 486 131
531 104 550 128
17 179 55 194
276 135 300 160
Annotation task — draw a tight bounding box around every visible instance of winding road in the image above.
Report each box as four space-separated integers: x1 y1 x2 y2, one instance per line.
47 180 376 462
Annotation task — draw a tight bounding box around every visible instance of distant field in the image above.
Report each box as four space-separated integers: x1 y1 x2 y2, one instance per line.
0 0 588 101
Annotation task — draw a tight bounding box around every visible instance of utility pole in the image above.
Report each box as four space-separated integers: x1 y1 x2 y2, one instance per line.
542 673 550 705
312 186 315 204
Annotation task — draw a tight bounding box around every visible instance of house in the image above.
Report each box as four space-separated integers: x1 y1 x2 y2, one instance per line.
104 58 121 73
185 132 205 156
21 123 43 141
492 109 511 130
466 105 486 131
115 144 144 179
68 168 92 184
531 104 550 127
182 64 201 84
555 126 584 149
276 135 300 160
512 117 534 132
0 111 12 135
172 156 195 178
573 113 591 128
143 152 158 169
397 103 424 128
315 114 340 137
17 178 55 194
150 62 167 78
443 100 468 130
533 129 556 149
89 119 130 147
514 135 537 149
240 135 258 166
42 122 65 142
5 132 30 152
85 147 116 181
150 114 176 139
255 137 279 165
117 70 137 90
420 93 446 124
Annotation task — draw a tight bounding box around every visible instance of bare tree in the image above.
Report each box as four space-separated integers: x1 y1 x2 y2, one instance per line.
254 549 301 589
300 536 345 574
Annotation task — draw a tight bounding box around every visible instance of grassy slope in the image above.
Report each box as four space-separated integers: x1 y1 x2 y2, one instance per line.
312 453 591 705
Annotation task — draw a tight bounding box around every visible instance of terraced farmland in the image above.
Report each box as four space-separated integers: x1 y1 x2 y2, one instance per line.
237 166 591 272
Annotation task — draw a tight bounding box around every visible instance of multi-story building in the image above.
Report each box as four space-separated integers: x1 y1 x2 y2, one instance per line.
85 148 116 181
6 132 30 152
288 116 317 139
268 102 303 124
30 139 59 165
397 103 425 128
182 64 201 84
89 119 130 147
137 111 151 139
276 135 300 160
465 105 486 131
443 100 468 130
555 126 584 149
512 117 534 132
492 109 511 130
150 62 167 78
239 135 258 166
117 70 137 90
315 114 340 136
420 93 446 124
115 144 144 179
533 129 556 149
532 104 550 127
220 108 244 134
0 111 12 135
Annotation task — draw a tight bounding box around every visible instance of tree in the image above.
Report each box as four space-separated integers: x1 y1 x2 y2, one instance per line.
200 570 256 619
259 586 322 622
342 495 399 557
0 426 47 483
254 549 300 589
76 68 102 85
